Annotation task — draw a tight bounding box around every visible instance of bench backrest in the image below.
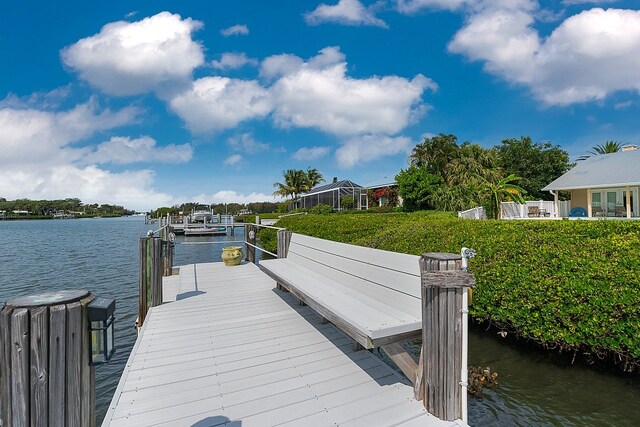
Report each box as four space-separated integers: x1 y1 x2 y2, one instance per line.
285 233 421 309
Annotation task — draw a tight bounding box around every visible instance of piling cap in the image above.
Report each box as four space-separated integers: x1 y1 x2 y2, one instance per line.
421 252 461 261
7 289 90 307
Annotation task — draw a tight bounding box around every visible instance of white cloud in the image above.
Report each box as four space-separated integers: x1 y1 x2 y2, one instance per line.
292 146 331 161
269 47 435 136
211 52 258 70
169 77 272 133
305 0 388 28
227 133 269 153
562 0 617 5
84 136 192 164
61 12 204 96
191 190 281 204
220 24 249 36
0 100 140 164
448 6 640 105
396 0 469 13
614 100 634 110
260 54 306 81
335 134 413 168
224 154 243 165
0 101 176 211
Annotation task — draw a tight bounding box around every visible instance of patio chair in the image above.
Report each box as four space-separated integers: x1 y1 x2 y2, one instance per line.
592 206 604 217
615 205 627 217
527 206 541 217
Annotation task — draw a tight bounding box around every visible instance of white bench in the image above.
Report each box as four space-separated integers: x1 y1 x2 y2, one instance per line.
259 233 422 349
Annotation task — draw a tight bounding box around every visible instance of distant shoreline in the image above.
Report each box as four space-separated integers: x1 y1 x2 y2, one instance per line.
0 214 128 221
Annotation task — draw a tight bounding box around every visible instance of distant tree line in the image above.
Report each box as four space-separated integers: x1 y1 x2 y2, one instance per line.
0 197 134 216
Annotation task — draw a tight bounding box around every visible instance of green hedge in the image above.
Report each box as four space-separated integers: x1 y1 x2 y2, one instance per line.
266 213 640 371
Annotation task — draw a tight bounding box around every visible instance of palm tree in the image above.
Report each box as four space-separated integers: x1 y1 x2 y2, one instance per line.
273 169 309 200
577 140 623 161
305 168 325 191
477 174 526 219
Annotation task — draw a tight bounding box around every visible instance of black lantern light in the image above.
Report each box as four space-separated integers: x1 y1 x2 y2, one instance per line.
87 297 116 365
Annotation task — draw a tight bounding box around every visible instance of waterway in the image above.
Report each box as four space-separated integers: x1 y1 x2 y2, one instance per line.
0 217 638 425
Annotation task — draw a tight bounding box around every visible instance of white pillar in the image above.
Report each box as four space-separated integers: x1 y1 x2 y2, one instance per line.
587 188 592 217
626 186 631 218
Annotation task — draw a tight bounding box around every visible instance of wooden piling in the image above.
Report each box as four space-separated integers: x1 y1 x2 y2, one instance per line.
139 237 163 328
419 253 475 422
0 291 96 427
159 227 175 277
245 224 256 264
277 230 292 258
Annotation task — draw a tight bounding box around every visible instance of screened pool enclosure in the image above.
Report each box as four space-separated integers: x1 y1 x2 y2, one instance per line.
290 180 366 211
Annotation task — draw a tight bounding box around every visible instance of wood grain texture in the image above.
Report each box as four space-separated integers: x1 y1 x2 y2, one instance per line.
381 342 418 385
0 306 14 427
65 302 82 427
48 305 66 427
11 308 29 427
29 307 49 426
151 237 163 308
420 253 472 421
80 296 96 427
138 238 149 327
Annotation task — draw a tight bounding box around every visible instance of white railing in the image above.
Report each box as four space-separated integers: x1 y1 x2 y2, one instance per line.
501 201 557 219
458 207 486 219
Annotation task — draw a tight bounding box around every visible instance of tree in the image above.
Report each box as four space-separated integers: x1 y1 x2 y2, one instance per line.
305 167 325 190
395 166 442 212
273 168 324 200
495 137 570 200
409 133 459 177
577 140 623 161
273 169 309 200
477 174 526 219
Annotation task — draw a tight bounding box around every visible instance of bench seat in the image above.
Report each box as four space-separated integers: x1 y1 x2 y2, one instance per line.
259 233 422 349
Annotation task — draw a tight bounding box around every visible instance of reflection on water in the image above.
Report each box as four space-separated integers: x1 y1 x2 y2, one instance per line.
465 327 640 426
1 218 638 425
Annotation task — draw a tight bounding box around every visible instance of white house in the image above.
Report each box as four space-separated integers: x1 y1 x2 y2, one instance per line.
542 145 640 218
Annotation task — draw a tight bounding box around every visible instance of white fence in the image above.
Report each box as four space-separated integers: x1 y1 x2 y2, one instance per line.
501 201 558 219
458 207 486 219
459 201 572 220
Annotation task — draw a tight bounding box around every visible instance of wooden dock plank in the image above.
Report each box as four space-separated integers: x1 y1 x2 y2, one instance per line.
103 262 461 427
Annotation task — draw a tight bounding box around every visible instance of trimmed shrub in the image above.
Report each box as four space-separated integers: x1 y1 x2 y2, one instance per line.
309 204 333 215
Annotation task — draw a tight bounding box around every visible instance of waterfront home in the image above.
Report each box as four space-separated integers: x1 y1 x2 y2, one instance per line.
364 179 401 209
289 178 366 211
542 145 640 218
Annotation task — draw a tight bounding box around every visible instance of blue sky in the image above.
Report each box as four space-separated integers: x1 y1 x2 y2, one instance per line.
1 0 639 211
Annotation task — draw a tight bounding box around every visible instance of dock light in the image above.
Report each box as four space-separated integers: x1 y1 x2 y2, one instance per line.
87 297 116 366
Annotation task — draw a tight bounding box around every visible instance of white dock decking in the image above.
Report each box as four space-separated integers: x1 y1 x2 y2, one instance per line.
103 262 465 427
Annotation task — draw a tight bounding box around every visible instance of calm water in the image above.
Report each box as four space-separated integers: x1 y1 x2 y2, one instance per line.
1 217 639 425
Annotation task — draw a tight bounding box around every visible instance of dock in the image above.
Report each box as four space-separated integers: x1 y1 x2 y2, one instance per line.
102 262 463 426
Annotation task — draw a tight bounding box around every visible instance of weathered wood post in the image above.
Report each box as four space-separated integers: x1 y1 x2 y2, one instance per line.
275 230 293 292
245 224 256 264
277 229 292 259
159 226 175 277
0 291 96 427
138 236 163 328
419 252 475 423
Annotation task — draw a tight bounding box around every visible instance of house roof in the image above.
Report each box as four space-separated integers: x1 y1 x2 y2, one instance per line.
300 179 362 197
542 149 640 191
363 177 397 190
